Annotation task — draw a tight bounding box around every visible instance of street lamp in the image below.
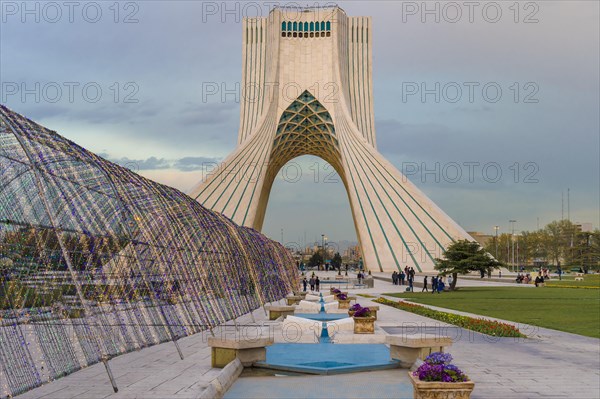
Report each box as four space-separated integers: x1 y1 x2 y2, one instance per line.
515 234 520 270
493 226 500 259
509 220 517 272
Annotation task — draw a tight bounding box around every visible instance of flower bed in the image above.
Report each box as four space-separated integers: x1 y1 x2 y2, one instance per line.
374 298 525 338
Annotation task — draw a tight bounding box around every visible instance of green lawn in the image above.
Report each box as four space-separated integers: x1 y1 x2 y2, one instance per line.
545 274 600 288
384 287 600 338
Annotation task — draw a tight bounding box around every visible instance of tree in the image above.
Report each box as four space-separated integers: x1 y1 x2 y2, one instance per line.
435 240 502 290
484 233 511 264
331 252 342 271
571 230 600 273
308 252 323 268
544 220 578 266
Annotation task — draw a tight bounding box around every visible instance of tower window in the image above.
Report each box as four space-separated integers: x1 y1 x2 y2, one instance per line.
280 20 330 39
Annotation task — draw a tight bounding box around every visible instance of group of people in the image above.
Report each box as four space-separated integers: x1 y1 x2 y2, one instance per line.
421 275 446 293
516 273 532 284
391 267 417 291
534 274 546 287
392 267 448 293
356 271 365 284
391 270 406 285
516 272 548 287
302 275 320 292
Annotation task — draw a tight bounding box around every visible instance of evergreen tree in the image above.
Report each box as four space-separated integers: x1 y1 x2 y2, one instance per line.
435 240 502 290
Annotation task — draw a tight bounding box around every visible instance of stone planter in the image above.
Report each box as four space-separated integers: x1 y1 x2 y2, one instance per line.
353 316 375 334
409 372 474 399
265 305 295 320
337 298 351 309
367 305 379 320
286 295 301 306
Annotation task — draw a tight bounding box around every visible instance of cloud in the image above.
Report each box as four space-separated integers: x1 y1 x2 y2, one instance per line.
174 156 221 171
376 119 459 159
108 156 171 171
103 154 222 172
179 102 238 127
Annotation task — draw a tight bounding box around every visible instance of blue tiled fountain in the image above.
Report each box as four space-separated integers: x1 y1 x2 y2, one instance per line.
254 293 400 375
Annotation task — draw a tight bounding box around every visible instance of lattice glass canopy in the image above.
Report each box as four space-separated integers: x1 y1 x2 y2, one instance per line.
0 105 297 397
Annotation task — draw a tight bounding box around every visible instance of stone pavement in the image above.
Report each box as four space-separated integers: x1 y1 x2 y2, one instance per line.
17 310 265 399
224 369 414 399
17 272 600 398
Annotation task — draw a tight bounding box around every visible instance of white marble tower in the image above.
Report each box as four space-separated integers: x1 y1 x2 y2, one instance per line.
189 6 473 272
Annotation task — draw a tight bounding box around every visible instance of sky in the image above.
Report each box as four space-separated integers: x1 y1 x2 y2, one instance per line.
1 0 598 247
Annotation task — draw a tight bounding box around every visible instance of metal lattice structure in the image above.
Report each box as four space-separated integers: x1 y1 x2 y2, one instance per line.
0 104 297 397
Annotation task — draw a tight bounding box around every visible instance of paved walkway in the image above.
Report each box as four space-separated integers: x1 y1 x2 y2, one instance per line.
17 272 600 398
224 369 414 399
17 310 264 399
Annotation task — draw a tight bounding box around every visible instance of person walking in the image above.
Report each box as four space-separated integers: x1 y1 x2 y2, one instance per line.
431 276 437 294
392 271 398 285
399 270 405 285
315 276 320 292
422 276 429 292
309 276 315 291
302 277 308 292
407 271 414 292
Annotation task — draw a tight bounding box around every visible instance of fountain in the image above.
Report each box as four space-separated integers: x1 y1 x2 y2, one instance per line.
295 292 348 321
252 290 401 374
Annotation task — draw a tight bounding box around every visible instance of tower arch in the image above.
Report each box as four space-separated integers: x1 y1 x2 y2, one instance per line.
189 6 474 272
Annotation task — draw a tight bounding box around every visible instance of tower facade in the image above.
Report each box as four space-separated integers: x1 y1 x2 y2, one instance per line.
189 6 473 272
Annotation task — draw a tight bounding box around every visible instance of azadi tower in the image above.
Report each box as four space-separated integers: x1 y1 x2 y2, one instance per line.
190 6 473 272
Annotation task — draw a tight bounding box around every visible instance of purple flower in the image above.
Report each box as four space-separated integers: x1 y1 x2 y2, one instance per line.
354 306 372 317
350 303 362 311
337 293 347 300
425 352 453 365
413 352 468 382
